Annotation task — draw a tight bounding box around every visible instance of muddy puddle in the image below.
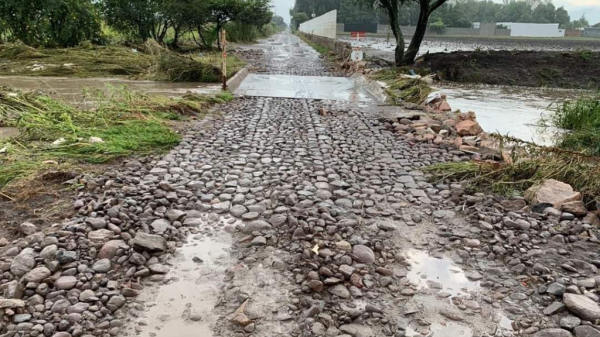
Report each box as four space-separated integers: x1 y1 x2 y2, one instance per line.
121 232 233 337
0 76 222 104
401 249 515 336
405 249 479 297
406 321 473 337
438 85 584 145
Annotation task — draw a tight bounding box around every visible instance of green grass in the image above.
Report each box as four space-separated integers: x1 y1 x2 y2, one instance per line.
0 41 246 82
0 86 232 190
545 95 600 156
296 33 336 62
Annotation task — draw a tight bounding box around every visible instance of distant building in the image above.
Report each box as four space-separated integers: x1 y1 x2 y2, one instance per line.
583 27 600 38
497 23 564 37
474 22 565 37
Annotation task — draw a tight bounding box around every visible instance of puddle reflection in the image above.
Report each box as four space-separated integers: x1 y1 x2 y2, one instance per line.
405 249 479 297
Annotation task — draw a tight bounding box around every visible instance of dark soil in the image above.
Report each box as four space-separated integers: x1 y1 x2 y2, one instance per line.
419 50 600 89
0 185 75 245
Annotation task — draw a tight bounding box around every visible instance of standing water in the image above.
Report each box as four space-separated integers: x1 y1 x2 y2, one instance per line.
438 85 580 146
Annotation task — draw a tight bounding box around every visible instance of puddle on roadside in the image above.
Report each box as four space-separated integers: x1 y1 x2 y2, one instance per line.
406 321 473 337
127 233 233 337
0 127 19 140
405 249 479 297
439 85 580 146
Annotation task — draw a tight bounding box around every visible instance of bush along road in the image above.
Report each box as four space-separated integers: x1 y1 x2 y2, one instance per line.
1 32 600 337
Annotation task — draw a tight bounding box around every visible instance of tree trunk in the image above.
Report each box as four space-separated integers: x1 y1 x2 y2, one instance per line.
403 7 429 65
382 0 405 67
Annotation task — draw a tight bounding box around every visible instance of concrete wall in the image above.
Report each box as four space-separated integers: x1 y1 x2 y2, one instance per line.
499 23 564 37
344 24 506 37
479 22 497 37
583 27 600 38
299 32 353 61
299 10 338 39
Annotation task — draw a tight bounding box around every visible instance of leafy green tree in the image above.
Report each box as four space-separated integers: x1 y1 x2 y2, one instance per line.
532 3 556 23
594 22 600 28
292 0 341 18
272 16 288 29
0 0 102 47
102 0 172 43
354 0 448 65
555 6 571 27
565 14 589 29
338 0 380 25
292 12 310 30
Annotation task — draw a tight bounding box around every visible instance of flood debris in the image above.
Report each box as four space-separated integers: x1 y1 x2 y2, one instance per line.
0 41 245 83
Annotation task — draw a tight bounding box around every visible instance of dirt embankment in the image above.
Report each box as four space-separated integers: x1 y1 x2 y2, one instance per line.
419 50 600 89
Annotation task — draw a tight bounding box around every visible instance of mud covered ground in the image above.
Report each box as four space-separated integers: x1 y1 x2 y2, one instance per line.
2 32 600 337
418 50 600 89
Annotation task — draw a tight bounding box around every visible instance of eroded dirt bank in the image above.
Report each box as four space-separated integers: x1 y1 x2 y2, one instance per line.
1 32 600 337
419 50 600 89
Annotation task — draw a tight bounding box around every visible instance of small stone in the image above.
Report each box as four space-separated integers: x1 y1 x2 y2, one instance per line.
352 245 375 265
20 222 38 236
92 259 111 273
132 232 167 253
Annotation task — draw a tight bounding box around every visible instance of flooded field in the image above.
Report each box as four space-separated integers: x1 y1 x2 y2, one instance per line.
0 76 222 104
437 84 581 145
339 35 600 62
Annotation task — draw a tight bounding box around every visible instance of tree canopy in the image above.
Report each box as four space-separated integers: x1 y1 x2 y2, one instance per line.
0 0 102 47
0 0 275 48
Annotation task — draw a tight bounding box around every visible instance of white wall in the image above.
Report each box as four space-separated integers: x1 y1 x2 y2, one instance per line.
299 10 337 39
499 23 564 37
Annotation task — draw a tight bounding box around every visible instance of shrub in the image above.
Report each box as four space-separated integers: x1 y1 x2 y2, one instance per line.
0 0 102 47
429 20 446 34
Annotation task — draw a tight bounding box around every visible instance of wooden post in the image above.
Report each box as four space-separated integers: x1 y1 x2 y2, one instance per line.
221 29 227 91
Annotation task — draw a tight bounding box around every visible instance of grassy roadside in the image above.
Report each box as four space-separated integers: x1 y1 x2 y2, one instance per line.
0 41 245 82
0 86 232 198
425 96 600 202
296 33 337 62
370 66 600 203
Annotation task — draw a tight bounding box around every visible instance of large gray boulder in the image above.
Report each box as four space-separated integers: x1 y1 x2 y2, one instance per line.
563 293 600 321
534 329 573 337
525 179 582 209
132 232 167 253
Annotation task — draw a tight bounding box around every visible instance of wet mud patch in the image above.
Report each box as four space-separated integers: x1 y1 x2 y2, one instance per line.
214 247 298 337
120 232 234 337
420 50 600 89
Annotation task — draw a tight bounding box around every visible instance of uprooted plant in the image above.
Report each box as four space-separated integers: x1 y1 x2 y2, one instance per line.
0 86 233 195
0 41 245 82
425 134 600 205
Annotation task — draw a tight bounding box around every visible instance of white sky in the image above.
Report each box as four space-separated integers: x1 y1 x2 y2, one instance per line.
270 0 600 24
272 0 294 24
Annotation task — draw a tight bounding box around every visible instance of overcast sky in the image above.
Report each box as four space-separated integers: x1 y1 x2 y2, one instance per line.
270 0 600 25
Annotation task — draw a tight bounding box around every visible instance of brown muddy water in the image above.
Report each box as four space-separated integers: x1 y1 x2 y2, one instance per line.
120 231 234 337
0 76 222 104
438 84 583 146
